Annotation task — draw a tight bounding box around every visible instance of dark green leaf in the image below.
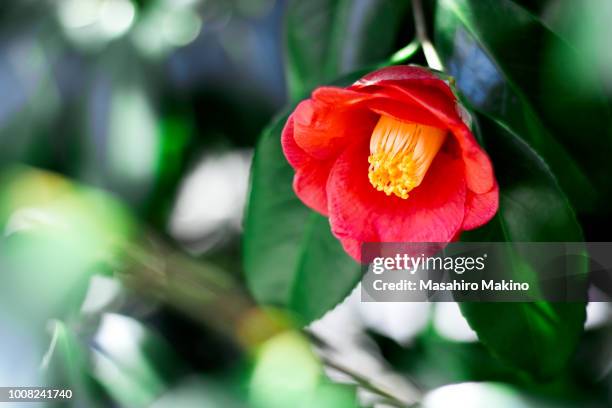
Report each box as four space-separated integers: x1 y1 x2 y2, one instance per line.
285 0 412 100
373 329 523 390
460 113 587 379
243 115 310 307
243 114 359 324
288 214 361 322
435 0 612 212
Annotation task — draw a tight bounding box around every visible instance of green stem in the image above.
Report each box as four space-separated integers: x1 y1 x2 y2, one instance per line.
389 38 421 64
412 0 444 70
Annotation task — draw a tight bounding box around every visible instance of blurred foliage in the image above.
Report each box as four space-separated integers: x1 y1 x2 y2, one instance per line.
0 167 134 326
284 0 413 100
1 0 612 407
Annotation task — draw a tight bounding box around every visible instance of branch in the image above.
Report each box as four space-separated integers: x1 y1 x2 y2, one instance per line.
305 329 423 407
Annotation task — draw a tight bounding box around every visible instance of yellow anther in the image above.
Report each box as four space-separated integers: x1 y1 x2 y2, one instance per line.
368 115 447 199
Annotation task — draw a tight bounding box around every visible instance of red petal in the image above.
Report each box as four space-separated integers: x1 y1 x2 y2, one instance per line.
365 98 447 129
327 136 467 250
345 81 460 130
312 86 376 106
281 116 308 169
372 84 458 123
313 85 446 123
354 65 444 84
293 99 377 160
452 124 496 194
281 115 331 215
462 184 499 230
352 66 457 104
293 160 334 216
314 81 458 132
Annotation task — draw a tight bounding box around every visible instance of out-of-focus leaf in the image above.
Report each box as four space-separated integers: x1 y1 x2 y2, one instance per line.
0 33 62 168
373 330 521 391
250 331 359 408
91 313 181 408
145 113 192 226
435 0 612 212
285 0 412 100
460 113 587 378
43 321 109 408
507 0 550 16
243 115 359 324
543 0 612 94
91 75 159 202
78 47 190 219
0 167 134 325
151 376 249 408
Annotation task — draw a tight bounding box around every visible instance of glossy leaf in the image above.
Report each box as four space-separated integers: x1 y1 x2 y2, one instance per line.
435 0 612 212
288 214 361 322
243 114 359 324
460 113 587 378
285 0 412 100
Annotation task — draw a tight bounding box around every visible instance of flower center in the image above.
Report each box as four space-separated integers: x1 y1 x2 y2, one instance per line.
368 115 447 199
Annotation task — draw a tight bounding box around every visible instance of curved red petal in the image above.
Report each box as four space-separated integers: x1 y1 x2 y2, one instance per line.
327 136 467 249
312 86 377 106
370 83 459 126
451 124 496 194
365 98 447 129
281 115 308 169
355 65 436 82
355 65 444 83
352 66 457 103
293 160 333 216
293 99 377 160
462 184 500 230
281 115 331 215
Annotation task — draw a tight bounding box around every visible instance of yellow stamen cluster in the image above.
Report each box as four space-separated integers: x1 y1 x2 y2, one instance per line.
368 115 447 199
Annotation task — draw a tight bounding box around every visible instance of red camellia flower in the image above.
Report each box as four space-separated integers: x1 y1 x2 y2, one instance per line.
281 66 499 261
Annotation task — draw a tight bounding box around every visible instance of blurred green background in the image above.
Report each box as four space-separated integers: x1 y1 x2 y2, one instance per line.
1 0 612 407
